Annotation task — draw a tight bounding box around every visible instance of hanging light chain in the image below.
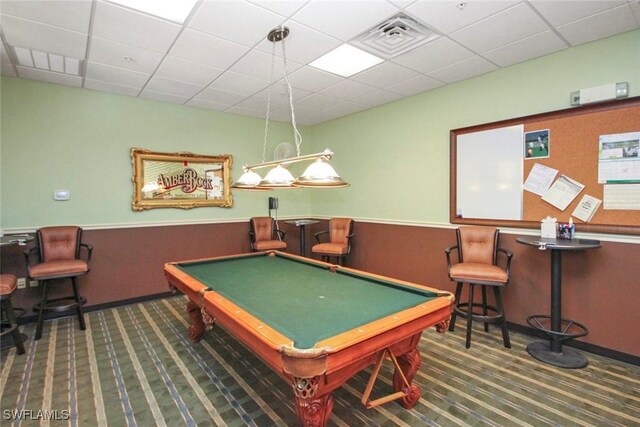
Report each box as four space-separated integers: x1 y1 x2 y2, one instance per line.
262 41 277 164
280 34 302 157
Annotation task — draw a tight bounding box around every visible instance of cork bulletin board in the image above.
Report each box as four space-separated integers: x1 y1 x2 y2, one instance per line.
450 96 640 235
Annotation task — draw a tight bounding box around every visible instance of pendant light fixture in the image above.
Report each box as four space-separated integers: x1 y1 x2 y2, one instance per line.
232 27 349 190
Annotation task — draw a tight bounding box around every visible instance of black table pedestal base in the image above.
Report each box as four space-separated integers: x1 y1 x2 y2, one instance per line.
526 341 588 369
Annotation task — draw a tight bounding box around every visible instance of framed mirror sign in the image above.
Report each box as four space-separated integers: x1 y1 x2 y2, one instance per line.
131 148 233 211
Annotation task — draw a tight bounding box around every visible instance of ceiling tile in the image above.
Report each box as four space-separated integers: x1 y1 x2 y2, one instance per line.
295 92 341 110
407 0 519 35
144 75 204 98
285 66 343 92
85 78 141 96
16 65 82 87
632 1 640 23
319 79 377 100
387 0 417 9
386 74 444 96
449 3 550 53
233 96 272 112
155 56 224 86
295 108 340 125
193 87 247 106
0 0 92 33
484 31 568 68
350 61 420 88
254 20 341 64
92 1 182 53
427 56 498 84
140 89 189 104
266 105 295 123
229 48 302 82
189 0 285 47
292 0 399 41
352 89 405 108
246 0 309 17
250 83 312 109
1 46 17 76
185 98 230 112
329 100 366 116
391 37 473 74
85 61 149 88
89 36 164 73
529 0 629 26
169 29 249 69
208 71 269 96
556 4 640 46
225 104 264 118
1 14 88 58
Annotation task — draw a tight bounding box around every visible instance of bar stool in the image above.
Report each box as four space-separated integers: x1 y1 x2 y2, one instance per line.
0 274 26 354
445 226 513 348
25 226 92 340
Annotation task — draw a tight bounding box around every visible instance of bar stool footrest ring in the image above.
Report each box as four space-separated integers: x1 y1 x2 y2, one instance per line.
526 314 588 343
34 296 87 314
453 302 504 324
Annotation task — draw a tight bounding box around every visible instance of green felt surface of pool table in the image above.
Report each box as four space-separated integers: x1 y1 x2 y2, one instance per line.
176 253 439 349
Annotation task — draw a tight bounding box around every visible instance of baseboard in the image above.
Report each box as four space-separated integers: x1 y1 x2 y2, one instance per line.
507 322 640 366
17 291 177 325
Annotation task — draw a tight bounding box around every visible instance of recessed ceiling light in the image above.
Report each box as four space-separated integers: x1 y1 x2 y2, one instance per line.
106 0 198 23
309 44 384 78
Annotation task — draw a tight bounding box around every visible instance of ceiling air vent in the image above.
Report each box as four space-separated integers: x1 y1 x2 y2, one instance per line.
351 13 439 60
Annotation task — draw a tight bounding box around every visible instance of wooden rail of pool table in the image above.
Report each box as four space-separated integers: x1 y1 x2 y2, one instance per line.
165 251 454 427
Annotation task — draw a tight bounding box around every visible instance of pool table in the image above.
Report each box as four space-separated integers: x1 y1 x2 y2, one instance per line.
165 251 453 426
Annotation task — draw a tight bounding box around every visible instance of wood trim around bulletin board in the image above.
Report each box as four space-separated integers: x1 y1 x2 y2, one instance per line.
450 96 640 235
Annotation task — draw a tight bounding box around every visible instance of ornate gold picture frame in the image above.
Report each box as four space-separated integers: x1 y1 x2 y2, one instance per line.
131 148 233 211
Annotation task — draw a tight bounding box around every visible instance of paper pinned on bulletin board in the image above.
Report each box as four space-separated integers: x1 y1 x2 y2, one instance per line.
572 194 602 222
523 163 558 196
542 175 584 211
598 131 640 183
604 184 640 210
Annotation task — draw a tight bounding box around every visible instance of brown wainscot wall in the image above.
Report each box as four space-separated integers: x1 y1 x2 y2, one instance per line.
1 219 638 359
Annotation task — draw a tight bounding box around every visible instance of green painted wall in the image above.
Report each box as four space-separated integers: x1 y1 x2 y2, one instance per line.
1 29 638 230
308 29 640 224
0 78 313 229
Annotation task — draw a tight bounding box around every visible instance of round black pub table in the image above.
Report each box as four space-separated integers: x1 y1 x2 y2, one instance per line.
516 236 602 369
284 219 319 257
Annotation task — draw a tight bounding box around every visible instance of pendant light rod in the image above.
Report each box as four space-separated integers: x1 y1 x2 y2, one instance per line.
242 149 334 172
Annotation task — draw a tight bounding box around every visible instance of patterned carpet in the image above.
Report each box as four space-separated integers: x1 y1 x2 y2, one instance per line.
1 295 639 426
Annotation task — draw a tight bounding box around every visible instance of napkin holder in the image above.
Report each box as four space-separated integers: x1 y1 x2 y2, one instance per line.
541 217 557 238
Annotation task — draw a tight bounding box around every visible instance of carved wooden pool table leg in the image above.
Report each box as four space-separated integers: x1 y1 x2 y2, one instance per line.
393 348 422 409
292 377 334 427
186 300 205 342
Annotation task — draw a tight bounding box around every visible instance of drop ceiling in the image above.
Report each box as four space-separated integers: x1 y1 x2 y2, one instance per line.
1 0 639 126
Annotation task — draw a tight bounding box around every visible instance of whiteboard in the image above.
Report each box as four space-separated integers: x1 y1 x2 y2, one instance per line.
456 125 524 220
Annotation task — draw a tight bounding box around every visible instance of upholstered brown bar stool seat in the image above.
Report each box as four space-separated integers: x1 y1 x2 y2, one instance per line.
249 217 287 251
445 226 513 349
0 274 26 354
25 226 92 340
312 218 354 265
